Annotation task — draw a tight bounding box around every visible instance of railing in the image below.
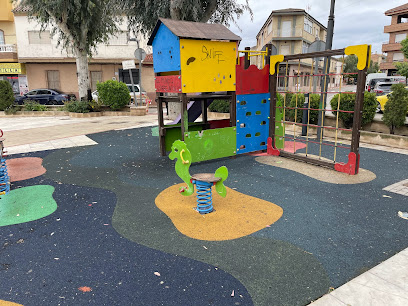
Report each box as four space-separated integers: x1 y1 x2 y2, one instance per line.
272 29 303 38
0 44 17 52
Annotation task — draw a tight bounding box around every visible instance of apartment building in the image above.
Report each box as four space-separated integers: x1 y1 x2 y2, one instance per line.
0 0 27 95
380 4 408 75
12 5 154 99
254 8 342 92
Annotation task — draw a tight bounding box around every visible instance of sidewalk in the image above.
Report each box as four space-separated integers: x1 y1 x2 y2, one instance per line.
2 114 408 305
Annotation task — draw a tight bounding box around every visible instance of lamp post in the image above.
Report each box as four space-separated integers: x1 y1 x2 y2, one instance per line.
317 0 336 140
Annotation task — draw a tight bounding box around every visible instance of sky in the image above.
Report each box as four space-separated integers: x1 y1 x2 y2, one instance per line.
228 0 408 54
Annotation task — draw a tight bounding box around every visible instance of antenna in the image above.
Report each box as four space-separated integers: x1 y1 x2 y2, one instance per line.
306 4 312 13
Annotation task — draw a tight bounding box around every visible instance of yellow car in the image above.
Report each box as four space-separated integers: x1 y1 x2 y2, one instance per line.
376 86 408 112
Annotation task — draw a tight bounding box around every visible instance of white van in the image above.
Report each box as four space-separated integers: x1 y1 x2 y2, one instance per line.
365 73 387 91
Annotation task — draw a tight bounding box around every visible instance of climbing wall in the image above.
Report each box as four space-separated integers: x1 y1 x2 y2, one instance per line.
236 93 270 154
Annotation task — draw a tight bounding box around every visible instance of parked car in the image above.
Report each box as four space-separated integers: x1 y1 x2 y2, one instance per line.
367 77 393 92
373 82 395 96
126 84 148 103
365 73 387 91
15 89 74 105
376 86 408 113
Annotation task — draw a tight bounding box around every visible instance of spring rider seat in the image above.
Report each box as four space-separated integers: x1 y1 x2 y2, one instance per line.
169 140 228 214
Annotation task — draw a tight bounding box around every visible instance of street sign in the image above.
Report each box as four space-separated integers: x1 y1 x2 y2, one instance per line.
134 48 146 61
122 60 136 70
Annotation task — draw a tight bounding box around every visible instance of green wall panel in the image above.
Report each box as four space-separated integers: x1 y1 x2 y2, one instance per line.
185 127 236 163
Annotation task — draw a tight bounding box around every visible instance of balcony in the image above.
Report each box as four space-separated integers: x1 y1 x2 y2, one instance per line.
272 28 303 39
382 42 402 52
0 44 18 61
384 23 408 33
0 44 17 52
380 62 397 70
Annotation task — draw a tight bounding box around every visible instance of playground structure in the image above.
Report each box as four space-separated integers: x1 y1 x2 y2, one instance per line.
0 129 10 197
148 18 371 175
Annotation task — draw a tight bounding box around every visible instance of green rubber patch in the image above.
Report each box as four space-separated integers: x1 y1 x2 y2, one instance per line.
0 185 57 227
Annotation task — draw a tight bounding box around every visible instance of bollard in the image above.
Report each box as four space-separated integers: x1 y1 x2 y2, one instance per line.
302 93 309 136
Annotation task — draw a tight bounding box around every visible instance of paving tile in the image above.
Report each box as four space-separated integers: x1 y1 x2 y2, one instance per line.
309 294 346 305
368 253 408 291
330 281 408 306
5 145 31 155
68 135 97 145
50 138 76 148
351 271 407 297
29 142 55 152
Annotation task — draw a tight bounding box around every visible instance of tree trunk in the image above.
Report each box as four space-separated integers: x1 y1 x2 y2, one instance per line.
390 124 395 134
169 0 181 19
75 50 90 100
200 0 218 22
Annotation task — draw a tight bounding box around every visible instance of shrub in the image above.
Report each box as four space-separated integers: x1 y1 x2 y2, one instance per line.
24 101 48 111
89 99 103 112
0 80 15 111
209 99 230 113
64 99 90 113
330 91 377 128
287 93 320 124
96 80 130 110
4 105 19 115
283 92 293 106
382 83 408 134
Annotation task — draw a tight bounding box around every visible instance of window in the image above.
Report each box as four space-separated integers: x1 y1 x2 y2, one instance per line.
109 31 128 45
395 33 407 43
281 21 291 37
90 71 102 92
261 33 264 46
37 89 51 95
393 52 404 62
47 70 60 90
304 73 310 86
0 30 4 45
315 28 319 38
28 31 51 44
304 18 313 34
302 41 310 53
267 21 273 35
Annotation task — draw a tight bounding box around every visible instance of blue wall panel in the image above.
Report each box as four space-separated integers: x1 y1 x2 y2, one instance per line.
236 93 270 154
152 24 181 73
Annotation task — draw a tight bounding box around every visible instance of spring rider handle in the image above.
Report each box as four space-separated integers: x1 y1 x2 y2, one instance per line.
180 149 189 164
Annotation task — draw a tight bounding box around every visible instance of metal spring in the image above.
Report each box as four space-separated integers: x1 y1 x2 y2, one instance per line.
0 157 9 195
194 180 213 214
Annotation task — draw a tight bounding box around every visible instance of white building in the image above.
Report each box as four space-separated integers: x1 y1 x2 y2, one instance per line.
13 6 154 98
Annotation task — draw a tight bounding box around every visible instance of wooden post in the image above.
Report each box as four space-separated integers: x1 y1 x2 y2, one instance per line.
201 99 208 128
180 93 188 141
228 91 236 127
157 94 166 156
268 46 278 148
350 68 367 161
244 47 250 69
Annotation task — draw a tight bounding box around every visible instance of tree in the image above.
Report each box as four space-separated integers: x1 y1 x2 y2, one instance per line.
382 83 408 134
16 0 122 99
126 0 252 35
400 37 408 59
344 54 379 81
395 62 408 85
368 61 379 74
0 80 15 111
343 54 358 82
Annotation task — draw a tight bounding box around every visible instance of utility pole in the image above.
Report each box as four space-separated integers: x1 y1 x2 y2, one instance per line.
317 0 335 140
